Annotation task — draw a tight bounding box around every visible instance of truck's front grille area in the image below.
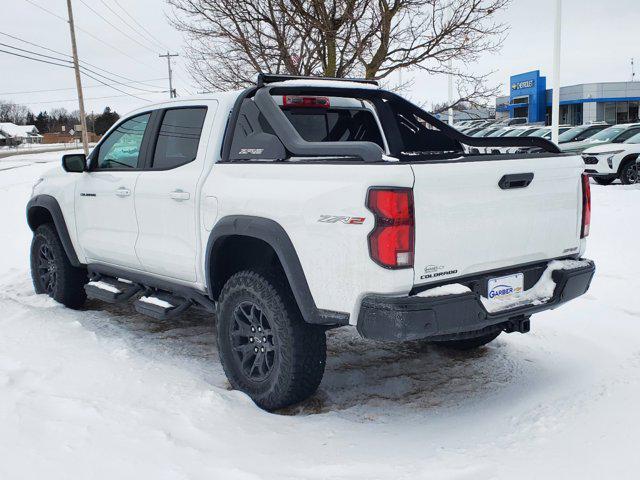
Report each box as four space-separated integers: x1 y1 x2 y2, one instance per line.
582 156 599 165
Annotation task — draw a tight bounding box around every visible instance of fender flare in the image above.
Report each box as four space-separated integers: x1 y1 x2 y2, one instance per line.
205 215 348 326
26 194 82 267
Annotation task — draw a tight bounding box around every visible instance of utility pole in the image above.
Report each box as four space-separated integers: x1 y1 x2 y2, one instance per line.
632 58 636 82
66 0 89 156
159 51 179 98
551 0 562 145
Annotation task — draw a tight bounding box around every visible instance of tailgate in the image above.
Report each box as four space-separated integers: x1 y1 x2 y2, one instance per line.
411 155 584 286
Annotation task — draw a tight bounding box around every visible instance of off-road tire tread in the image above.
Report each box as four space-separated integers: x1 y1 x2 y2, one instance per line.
30 223 87 308
217 270 326 411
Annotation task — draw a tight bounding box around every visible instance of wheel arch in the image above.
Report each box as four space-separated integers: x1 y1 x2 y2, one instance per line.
618 153 639 173
26 195 82 267
205 215 348 326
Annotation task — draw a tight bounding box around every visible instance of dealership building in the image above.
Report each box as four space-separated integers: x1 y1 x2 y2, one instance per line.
496 70 640 126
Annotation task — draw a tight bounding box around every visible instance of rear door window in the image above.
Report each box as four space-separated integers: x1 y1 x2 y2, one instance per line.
151 107 207 169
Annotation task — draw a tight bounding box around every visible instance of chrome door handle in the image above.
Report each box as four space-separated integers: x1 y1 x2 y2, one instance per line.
115 187 130 197
170 189 190 201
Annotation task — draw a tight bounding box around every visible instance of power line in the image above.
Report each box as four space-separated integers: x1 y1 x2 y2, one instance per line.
111 0 171 51
0 78 167 96
0 31 71 61
0 47 156 103
79 63 166 93
0 41 72 64
0 30 167 89
81 70 152 103
22 0 164 75
77 0 159 55
0 47 73 69
97 0 167 52
0 40 165 94
19 92 167 106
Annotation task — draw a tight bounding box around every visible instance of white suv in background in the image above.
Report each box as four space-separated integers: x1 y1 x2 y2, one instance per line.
582 131 640 185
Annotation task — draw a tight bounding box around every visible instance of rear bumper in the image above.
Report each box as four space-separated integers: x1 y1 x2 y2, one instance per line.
357 259 595 342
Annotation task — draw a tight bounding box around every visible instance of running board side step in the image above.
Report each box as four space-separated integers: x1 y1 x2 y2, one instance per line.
85 278 141 304
133 294 192 320
85 265 218 318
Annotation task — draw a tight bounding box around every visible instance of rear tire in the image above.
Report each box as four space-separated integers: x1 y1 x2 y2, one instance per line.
30 223 87 308
593 175 616 186
216 270 326 411
433 330 501 351
620 160 638 185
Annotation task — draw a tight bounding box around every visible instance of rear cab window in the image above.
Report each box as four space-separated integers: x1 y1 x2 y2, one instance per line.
278 96 385 148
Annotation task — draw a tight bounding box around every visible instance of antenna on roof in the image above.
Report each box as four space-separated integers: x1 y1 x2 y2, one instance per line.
632 58 636 82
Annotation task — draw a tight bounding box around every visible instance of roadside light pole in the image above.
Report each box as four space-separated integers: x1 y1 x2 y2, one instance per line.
66 0 89 156
551 0 562 145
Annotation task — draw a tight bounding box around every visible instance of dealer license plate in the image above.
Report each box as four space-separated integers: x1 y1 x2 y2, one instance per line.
487 273 524 303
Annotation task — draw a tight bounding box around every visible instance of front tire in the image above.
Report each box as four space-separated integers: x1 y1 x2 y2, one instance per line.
217 270 326 411
30 223 87 308
620 160 638 185
593 175 616 186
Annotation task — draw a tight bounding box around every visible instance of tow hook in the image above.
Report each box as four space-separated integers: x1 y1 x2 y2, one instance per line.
505 315 531 334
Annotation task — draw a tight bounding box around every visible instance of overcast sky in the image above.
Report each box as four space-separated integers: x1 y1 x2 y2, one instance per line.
1 0 639 117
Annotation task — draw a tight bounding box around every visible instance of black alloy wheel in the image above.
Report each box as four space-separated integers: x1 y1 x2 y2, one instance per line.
36 242 58 295
230 301 277 382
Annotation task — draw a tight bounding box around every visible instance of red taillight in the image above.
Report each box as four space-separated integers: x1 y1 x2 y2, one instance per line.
581 174 591 238
367 188 414 269
282 95 330 108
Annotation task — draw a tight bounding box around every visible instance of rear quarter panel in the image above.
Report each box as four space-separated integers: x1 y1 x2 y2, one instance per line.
203 163 415 322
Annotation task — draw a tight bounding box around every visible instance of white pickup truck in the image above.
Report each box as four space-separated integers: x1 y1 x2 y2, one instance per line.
27 75 595 410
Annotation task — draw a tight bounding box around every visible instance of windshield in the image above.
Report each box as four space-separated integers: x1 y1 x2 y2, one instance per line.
529 128 550 137
623 132 640 144
589 127 625 142
472 128 494 137
558 126 587 142
487 128 509 137
502 128 538 137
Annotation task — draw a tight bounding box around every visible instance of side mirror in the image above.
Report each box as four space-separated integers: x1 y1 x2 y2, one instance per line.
62 153 86 173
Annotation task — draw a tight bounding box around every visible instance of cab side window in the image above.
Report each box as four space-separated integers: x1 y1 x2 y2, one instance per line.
151 107 207 169
95 113 151 169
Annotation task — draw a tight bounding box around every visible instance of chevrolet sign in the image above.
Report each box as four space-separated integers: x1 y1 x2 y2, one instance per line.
511 80 535 90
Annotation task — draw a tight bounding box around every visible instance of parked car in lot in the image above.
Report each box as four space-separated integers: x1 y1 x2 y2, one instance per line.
561 123 640 154
26 74 595 410
582 131 640 185
558 123 610 144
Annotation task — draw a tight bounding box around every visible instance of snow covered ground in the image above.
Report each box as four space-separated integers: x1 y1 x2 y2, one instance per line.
1 152 640 479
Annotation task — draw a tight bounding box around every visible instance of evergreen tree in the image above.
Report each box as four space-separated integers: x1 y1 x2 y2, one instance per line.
94 107 120 135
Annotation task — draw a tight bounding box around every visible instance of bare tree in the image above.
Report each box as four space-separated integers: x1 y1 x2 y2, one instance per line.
168 0 508 108
0 101 31 125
